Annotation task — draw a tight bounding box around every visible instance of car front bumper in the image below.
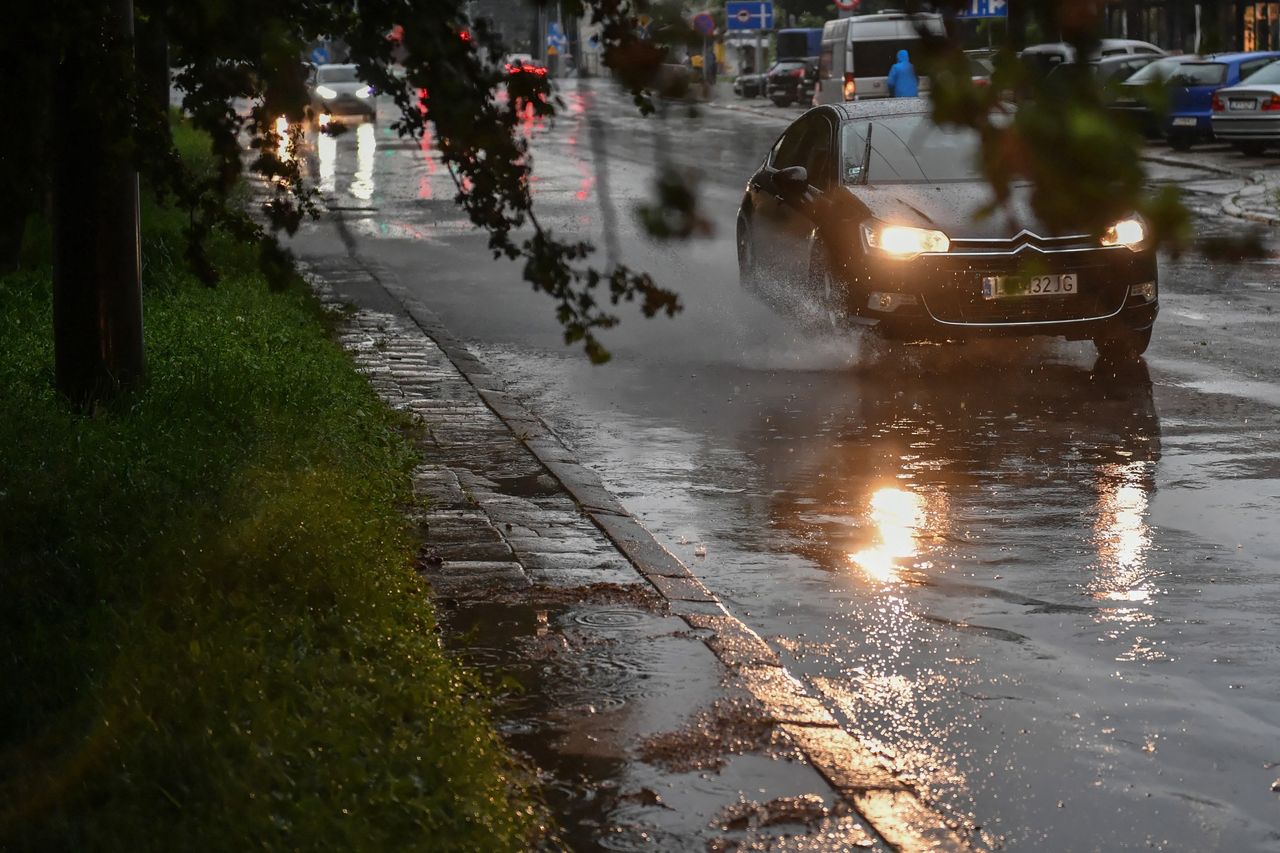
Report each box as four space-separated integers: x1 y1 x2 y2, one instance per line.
840 244 1159 342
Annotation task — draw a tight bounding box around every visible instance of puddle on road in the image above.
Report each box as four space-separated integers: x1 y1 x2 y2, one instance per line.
433 585 872 851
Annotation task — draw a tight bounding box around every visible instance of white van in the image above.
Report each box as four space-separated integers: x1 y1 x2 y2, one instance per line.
814 12 945 105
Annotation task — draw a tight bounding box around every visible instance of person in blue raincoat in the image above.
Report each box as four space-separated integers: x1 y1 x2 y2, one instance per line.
886 49 919 97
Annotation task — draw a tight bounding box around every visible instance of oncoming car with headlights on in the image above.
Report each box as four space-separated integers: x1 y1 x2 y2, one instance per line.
310 63 377 124
736 99 1159 359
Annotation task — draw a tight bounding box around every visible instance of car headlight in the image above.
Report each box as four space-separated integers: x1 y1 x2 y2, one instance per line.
355 86 373 99
1101 216 1147 251
315 85 338 99
862 223 950 258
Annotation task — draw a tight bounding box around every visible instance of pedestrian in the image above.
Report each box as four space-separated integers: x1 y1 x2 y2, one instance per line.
886 48 918 98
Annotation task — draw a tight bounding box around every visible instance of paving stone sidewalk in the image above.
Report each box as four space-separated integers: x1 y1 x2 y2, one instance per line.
303 248 974 851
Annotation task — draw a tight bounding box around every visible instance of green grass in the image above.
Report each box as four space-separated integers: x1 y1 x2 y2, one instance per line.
0 126 541 850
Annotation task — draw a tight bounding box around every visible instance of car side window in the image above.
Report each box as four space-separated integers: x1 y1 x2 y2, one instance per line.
1239 58 1272 80
772 121 816 170
1102 47 1127 57
804 118 836 189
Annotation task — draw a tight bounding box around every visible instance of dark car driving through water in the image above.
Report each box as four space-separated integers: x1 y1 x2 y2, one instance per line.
735 100 1159 359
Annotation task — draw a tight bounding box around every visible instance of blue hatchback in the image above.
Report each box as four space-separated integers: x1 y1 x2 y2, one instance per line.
1166 51 1280 149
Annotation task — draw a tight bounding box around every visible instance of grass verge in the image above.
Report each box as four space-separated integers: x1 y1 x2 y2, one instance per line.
0 126 541 850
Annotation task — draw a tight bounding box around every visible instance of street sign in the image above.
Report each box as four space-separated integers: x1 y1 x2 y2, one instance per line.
692 11 717 37
726 1 773 31
956 0 1007 18
834 0 861 10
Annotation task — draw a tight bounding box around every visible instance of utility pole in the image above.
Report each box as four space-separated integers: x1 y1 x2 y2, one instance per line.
52 0 144 407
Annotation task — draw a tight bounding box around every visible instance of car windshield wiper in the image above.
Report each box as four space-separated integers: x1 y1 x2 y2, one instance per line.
859 122 873 186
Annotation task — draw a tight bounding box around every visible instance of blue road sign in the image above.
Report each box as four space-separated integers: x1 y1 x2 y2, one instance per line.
956 0 1007 18
309 45 331 65
726 1 774 31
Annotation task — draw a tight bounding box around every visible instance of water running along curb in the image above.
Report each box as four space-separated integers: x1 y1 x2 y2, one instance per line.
321 220 971 852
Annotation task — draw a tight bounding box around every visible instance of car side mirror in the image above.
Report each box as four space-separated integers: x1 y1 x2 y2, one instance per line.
774 165 809 199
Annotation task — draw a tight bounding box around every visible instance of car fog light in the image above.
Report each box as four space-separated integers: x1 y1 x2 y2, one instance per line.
1129 281 1157 302
868 292 919 312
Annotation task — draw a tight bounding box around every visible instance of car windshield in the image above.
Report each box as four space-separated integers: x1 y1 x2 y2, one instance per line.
840 115 985 184
318 65 360 83
1168 62 1227 86
1124 56 1185 84
772 61 806 72
1241 59 1280 85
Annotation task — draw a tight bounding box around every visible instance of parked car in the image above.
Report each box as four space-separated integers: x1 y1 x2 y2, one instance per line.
735 99 1158 360
734 70 768 98
1021 39 1165 79
1211 58 1280 154
1109 56 1199 137
310 63 377 123
1163 51 1280 149
503 53 548 77
1048 53 1160 86
767 59 816 107
967 52 994 87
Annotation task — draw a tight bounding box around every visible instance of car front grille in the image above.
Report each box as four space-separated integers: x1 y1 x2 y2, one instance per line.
917 245 1134 326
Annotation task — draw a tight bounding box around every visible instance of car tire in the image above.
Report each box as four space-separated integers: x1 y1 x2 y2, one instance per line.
737 216 761 292
809 238 849 330
1093 325 1152 361
1234 141 1267 156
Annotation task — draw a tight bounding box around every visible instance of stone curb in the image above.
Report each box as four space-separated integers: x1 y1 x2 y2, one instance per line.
320 242 970 852
1222 171 1280 225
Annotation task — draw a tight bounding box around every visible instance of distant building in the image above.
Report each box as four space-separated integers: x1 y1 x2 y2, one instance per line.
466 0 540 55
1103 1 1279 54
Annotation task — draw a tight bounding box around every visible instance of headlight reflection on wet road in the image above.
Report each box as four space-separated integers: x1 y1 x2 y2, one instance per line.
847 485 950 585
317 131 336 193
351 122 376 201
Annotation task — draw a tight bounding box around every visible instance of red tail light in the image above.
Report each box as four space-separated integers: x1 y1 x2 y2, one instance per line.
1263 94 1280 111
843 71 857 101
1212 93 1224 112
791 68 804 78
973 77 990 87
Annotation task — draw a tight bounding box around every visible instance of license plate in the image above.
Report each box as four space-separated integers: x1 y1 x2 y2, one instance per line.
1172 116 1197 127
1229 98 1258 110
981 273 1078 299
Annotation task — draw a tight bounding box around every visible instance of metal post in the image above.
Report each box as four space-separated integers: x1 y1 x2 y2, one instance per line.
755 1 765 76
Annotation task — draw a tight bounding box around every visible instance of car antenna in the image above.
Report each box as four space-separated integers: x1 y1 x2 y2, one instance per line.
860 122 873 185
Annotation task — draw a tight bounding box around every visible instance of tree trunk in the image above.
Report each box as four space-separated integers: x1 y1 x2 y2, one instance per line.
52 0 144 408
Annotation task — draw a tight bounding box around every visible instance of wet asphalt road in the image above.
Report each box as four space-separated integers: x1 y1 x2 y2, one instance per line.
288 81 1280 850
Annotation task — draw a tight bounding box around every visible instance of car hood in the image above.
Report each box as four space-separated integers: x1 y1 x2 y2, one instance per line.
316 81 366 95
840 182 1083 240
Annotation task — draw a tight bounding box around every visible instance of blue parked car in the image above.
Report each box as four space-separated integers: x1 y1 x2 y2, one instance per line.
1165 51 1280 150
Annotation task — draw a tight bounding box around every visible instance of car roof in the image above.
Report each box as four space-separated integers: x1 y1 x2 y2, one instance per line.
829 98 931 123
1204 50 1280 63
318 63 357 70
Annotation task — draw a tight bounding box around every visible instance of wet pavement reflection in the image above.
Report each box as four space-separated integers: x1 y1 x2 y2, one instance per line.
288 81 1280 850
